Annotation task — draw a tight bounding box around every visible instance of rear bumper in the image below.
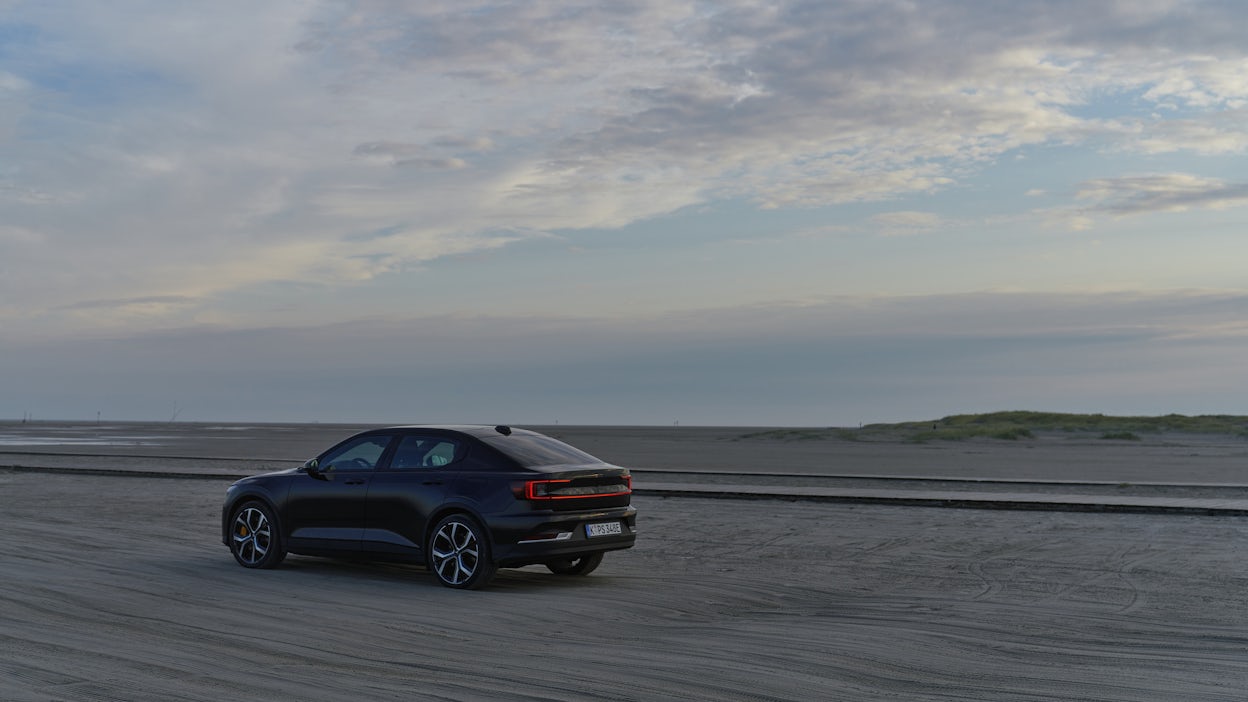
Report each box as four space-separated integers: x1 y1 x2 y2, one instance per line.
490 506 637 568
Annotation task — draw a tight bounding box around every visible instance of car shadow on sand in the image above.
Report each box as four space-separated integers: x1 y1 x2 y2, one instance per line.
240 554 619 592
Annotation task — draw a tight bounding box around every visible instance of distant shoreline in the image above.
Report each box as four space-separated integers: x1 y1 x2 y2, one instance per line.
6 409 1248 426
5 410 1247 440
2 414 1246 484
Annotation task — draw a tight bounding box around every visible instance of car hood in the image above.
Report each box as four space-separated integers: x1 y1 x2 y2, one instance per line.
233 466 301 484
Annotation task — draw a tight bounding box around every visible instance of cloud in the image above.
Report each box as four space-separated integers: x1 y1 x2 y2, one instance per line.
0 70 27 92
0 224 41 243
56 295 200 312
2 1 1248 337
1036 172 1248 229
353 141 478 169
1132 110 1248 154
1076 173 1248 216
45 295 202 326
869 211 947 236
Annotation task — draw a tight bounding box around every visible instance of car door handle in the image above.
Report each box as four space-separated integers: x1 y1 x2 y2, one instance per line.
422 480 443 486
344 478 367 486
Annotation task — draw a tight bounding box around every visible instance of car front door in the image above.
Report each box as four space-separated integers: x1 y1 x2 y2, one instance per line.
362 433 462 557
285 432 396 554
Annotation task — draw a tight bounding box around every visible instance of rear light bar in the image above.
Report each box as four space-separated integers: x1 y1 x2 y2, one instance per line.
524 476 632 501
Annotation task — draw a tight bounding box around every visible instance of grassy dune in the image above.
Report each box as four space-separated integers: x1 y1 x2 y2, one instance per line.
740 411 1248 443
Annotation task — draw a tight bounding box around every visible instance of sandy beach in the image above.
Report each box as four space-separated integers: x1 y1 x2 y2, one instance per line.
1 422 1247 700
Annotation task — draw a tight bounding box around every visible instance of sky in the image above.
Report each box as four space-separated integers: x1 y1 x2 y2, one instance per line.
2 0 1247 426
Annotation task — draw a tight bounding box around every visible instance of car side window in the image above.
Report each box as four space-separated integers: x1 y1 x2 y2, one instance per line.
389 435 462 470
320 434 394 471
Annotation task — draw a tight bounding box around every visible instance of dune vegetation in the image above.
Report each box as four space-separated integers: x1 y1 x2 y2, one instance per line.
739 411 1248 443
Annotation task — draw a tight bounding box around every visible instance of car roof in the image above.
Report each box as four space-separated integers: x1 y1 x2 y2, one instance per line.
377 424 531 438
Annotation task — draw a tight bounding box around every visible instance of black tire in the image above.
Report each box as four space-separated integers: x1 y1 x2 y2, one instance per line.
545 552 604 576
229 500 286 569
427 514 496 590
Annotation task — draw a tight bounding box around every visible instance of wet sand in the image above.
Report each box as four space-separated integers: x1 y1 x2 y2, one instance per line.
1 423 1247 699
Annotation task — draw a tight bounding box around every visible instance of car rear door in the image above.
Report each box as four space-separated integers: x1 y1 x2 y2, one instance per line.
362 433 462 557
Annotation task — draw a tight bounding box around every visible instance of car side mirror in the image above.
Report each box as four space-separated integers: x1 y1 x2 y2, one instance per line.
304 458 333 481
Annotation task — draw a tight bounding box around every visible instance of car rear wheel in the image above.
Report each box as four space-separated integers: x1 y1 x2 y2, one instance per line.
545 552 603 576
428 514 496 590
229 501 286 569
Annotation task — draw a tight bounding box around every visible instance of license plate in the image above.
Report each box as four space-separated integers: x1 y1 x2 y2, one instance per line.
586 521 622 538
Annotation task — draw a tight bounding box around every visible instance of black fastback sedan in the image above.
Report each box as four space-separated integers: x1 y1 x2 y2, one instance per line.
222 425 637 589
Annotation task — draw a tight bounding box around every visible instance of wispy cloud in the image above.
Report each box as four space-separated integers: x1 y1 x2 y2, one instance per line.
353 141 475 169
1132 111 1248 154
57 295 200 312
1077 173 1248 216
869 211 948 237
0 224 42 243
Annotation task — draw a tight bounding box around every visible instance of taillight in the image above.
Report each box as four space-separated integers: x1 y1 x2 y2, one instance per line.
524 477 632 501
525 479 571 500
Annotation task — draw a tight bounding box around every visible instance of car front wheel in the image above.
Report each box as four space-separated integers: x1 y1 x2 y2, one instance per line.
229 501 286 569
545 552 603 576
428 514 496 590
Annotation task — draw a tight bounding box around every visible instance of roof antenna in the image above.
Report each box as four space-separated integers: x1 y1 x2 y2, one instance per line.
495 425 512 436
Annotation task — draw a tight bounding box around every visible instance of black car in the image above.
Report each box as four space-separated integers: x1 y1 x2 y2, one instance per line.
222 425 636 589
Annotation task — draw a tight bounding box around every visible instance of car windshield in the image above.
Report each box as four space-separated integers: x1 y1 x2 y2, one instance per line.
480 432 603 468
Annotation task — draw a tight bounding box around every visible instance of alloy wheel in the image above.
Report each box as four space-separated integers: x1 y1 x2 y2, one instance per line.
431 520 479 585
232 506 272 566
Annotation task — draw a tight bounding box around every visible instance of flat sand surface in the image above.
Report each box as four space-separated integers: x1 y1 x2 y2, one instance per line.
3 422 1248 699
2 470 1246 701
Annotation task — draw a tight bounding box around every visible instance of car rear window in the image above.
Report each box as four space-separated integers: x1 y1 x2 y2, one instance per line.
480 432 603 468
